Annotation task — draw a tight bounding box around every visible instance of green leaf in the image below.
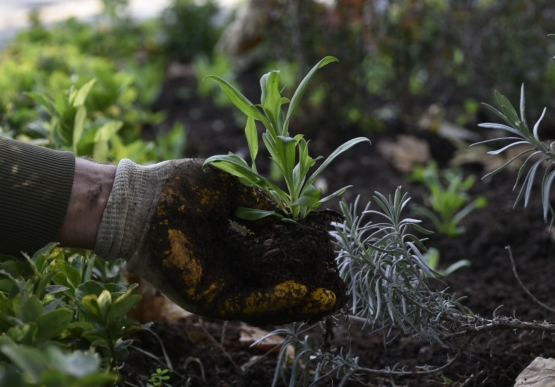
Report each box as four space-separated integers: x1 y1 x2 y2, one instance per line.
317 185 352 205
36 309 72 343
58 106 77 147
93 121 123 161
245 117 258 171
235 207 278 220
107 293 141 323
260 70 282 132
285 56 338 130
52 261 81 290
0 345 49 383
73 106 87 153
25 92 59 118
19 296 43 323
36 271 57 300
72 79 97 107
204 155 286 198
293 185 321 207
45 285 70 295
66 321 94 338
304 137 370 191
7 323 38 345
45 346 102 378
75 281 104 320
80 295 103 323
96 290 112 320
205 75 272 130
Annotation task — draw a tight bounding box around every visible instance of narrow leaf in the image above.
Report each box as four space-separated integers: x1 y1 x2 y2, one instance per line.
73 106 87 153
235 207 277 220
285 56 338 126
305 137 370 190
244 117 258 171
73 79 97 107
25 92 59 117
205 75 272 131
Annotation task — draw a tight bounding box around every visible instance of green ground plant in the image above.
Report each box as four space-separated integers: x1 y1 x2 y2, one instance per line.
0 244 144 385
21 77 184 164
410 161 487 237
148 368 171 387
204 56 370 222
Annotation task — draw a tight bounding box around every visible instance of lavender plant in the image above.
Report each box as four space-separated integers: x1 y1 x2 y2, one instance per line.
471 85 555 225
255 188 473 386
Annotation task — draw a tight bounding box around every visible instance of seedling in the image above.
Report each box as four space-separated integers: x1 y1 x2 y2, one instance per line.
203 57 370 222
148 368 171 387
423 247 471 276
411 162 487 237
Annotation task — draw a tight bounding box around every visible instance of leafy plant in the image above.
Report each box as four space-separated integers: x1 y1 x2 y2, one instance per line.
0 243 144 382
148 368 171 387
0 343 117 387
472 85 555 225
411 161 487 237
74 280 143 370
203 56 370 222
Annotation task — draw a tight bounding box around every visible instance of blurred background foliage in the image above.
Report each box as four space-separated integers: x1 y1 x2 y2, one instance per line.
229 0 555 135
1 0 555 158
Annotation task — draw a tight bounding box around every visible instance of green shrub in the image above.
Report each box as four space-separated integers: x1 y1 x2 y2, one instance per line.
160 0 224 63
0 244 144 384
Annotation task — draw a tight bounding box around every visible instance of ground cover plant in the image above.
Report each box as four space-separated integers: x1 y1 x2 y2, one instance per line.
0 244 144 386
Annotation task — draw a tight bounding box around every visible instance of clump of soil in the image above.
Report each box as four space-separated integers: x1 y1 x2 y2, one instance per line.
146 160 346 326
238 211 348 323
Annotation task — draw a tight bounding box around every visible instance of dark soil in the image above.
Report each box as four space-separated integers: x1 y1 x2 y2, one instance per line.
145 158 345 326
124 69 555 386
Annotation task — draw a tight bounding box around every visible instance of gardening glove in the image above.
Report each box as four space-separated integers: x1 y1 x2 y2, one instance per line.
94 158 337 325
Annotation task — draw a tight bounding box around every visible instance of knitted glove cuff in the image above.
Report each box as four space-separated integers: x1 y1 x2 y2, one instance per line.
94 159 177 260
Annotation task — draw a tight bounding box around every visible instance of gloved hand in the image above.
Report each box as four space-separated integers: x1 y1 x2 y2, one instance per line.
94 159 337 325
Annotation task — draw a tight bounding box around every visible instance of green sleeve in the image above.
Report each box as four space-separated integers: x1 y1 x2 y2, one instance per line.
0 137 75 257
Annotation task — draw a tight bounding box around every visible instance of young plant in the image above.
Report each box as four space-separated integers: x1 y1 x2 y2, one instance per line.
411 161 487 237
472 85 555 225
148 368 171 387
74 280 143 370
203 57 370 222
423 247 471 276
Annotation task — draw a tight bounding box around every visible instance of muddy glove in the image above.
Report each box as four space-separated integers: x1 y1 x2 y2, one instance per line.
94 159 338 325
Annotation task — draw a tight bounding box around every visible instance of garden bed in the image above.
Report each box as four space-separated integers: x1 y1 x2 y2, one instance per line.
122 68 555 386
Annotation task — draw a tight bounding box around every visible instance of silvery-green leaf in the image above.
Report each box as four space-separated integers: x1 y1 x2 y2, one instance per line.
532 107 547 142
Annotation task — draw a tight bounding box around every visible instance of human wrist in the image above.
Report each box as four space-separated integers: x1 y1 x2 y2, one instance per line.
94 159 177 261
59 158 116 249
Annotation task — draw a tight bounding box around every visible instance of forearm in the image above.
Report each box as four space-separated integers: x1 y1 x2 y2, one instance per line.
0 137 75 257
59 158 116 249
